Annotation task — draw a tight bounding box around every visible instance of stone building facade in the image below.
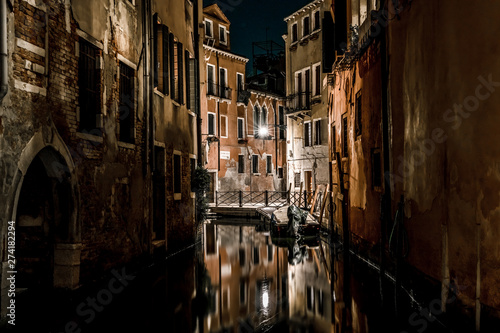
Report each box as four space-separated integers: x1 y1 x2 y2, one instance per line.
0 0 201 319
201 4 286 200
329 0 500 326
284 0 331 199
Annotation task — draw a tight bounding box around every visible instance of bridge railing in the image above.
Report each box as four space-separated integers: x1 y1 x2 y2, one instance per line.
214 190 320 210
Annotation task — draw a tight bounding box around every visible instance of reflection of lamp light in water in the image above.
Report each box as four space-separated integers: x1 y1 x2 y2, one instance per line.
262 290 269 308
259 126 268 137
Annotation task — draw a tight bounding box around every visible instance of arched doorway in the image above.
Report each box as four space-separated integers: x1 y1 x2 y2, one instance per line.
14 146 80 290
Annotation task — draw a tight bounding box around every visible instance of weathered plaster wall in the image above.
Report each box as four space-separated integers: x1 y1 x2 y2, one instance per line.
284 0 331 194
0 0 150 305
388 0 500 316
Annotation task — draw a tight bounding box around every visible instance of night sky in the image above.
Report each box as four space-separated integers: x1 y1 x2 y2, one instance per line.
203 0 312 72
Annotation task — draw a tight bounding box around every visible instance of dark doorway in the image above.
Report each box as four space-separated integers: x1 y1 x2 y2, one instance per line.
15 147 74 290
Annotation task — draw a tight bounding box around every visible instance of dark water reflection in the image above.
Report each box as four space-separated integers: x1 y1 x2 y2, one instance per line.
11 220 472 332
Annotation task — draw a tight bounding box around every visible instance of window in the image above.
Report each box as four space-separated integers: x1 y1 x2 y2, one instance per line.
254 247 260 264
295 68 311 109
303 16 310 37
237 73 244 92
313 63 321 96
238 155 244 173
153 16 169 95
342 115 348 157
314 119 321 145
314 10 320 31
119 62 135 143
318 290 324 316
219 67 228 99
355 91 362 136
372 148 382 188
304 121 312 147
252 155 259 174
170 37 183 104
240 281 246 304
294 173 301 188
267 245 273 262
220 115 228 138
253 105 261 137
219 25 227 45
261 106 268 135
278 167 283 179
208 112 216 135
279 106 285 139
291 23 298 43
205 19 213 37
237 118 245 139
306 286 314 311
266 155 272 174
78 38 101 132
185 51 192 110
292 23 298 43
207 64 216 96
239 248 245 266
173 152 181 198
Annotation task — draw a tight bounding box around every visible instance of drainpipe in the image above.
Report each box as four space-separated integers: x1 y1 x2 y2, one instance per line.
193 0 202 167
216 53 220 172
0 0 9 102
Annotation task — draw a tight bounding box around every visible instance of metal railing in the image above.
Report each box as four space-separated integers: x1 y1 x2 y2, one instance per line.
214 190 322 210
207 80 232 99
286 91 312 112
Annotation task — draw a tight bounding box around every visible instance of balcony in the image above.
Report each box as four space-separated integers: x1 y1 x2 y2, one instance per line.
286 91 312 119
207 80 232 100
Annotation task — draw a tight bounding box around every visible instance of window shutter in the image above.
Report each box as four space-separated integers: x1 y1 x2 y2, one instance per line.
169 33 175 100
153 14 159 89
189 58 197 111
162 25 169 95
178 42 184 104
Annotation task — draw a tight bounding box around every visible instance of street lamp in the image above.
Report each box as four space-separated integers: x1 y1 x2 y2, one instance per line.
259 126 269 138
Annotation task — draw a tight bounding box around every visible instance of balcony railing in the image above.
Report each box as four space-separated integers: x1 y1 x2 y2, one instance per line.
286 91 312 113
207 80 232 99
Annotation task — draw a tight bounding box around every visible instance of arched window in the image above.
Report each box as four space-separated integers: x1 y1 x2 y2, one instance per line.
253 105 261 136
262 106 268 127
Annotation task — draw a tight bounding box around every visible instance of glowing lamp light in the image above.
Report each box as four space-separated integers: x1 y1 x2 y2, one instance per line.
262 291 269 309
259 126 269 137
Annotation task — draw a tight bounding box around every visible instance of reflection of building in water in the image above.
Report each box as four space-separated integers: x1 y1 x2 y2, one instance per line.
203 224 288 332
287 239 332 331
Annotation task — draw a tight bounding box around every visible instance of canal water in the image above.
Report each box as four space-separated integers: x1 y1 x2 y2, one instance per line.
10 219 476 332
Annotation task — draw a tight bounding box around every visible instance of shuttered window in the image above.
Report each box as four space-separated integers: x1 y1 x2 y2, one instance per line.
304 122 312 147
252 155 259 174
119 62 134 143
78 39 100 132
238 155 244 173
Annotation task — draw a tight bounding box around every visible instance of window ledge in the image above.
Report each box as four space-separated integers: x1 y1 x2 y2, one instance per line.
118 141 136 150
76 132 103 143
191 192 196 199
152 239 165 249
253 173 261 176
174 193 181 201
172 100 181 107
